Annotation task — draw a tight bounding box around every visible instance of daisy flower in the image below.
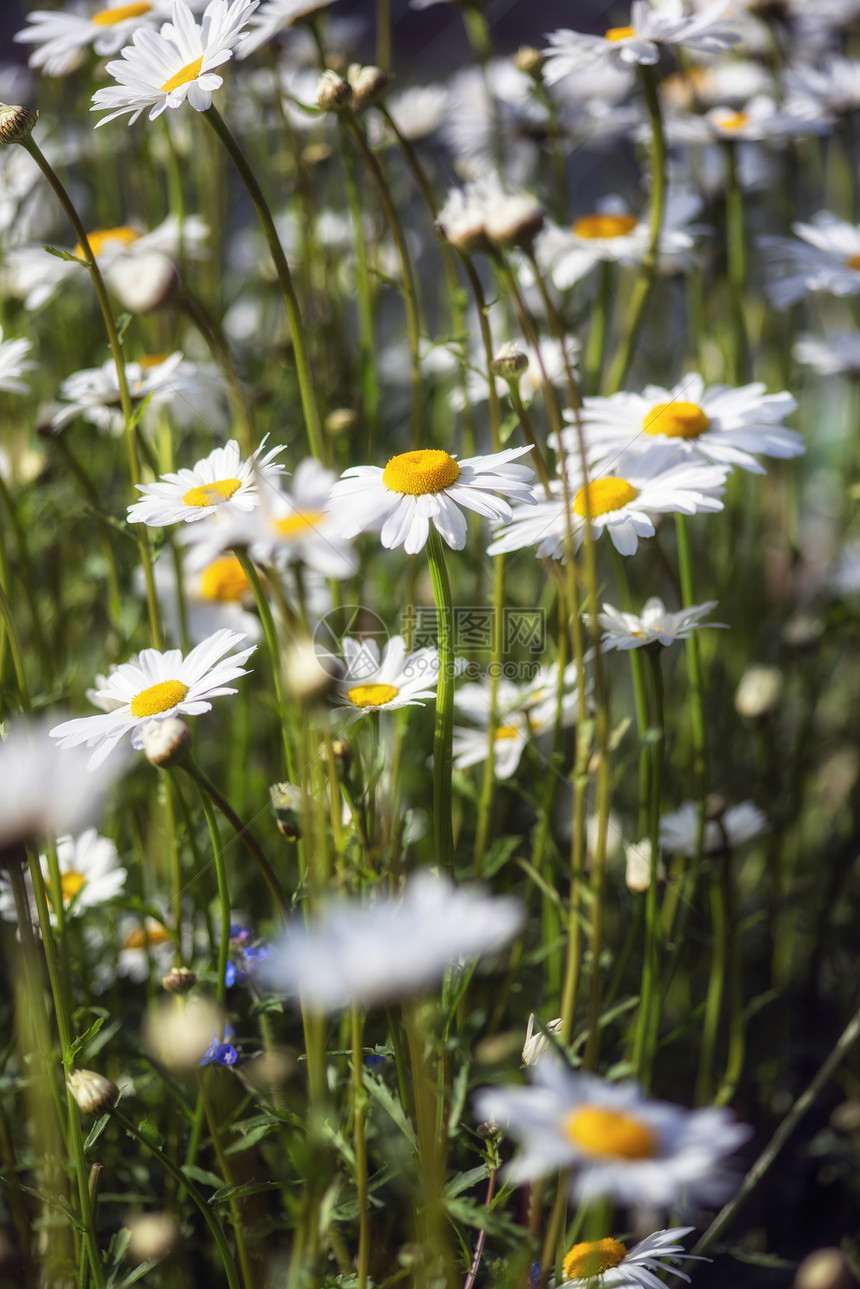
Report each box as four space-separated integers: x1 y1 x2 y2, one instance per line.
333 635 444 719
0 829 127 925
14 0 176 77
474 1061 749 1209
147 549 261 644
560 1227 704 1288
596 597 725 650
554 376 801 476
329 446 536 556
522 1014 564 1067
116 913 176 981
759 212 860 308
49 629 256 771
794 331 860 375
51 351 227 436
0 327 34 395
701 95 829 142
436 173 545 251
91 0 258 127
260 870 524 1011
488 447 728 560
543 0 740 83
235 0 335 57
453 711 531 781
127 437 286 527
452 666 583 779
659 800 768 855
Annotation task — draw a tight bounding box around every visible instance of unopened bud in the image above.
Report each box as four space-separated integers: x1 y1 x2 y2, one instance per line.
793 1249 853 1289
125 1212 181 1262
514 46 544 76
0 104 36 146
142 718 192 768
285 639 336 702
625 839 664 892
68 1069 119 1116
491 342 529 380
143 997 223 1069
326 407 357 436
348 63 393 108
316 70 353 112
734 665 783 719
161 966 196 994
484 192 544 250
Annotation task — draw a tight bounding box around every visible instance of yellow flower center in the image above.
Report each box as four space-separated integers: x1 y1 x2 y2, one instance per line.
605 24 635 40
130 679 189 718
273 509 326 538
182 477 243 508
573 478 638 518
643 401 710 439
847 254 860 270
138 353 169 368
563 1238 629 1282
564 1105 658 1159
716 110 749 132
382 449 460 496
161 56 204 94
573 213 637 240
124 923 172 949
347 683 399 708
92 1 151 23
199 556 250 603
495 725 520 740
77 225 141 258
46 871 87 905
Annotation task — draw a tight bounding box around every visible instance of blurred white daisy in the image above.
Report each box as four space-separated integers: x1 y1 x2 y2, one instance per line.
702 95 829 141
329 446 536 556
0 829 127 925
436 174 544 251
760 212 860 308
0 327 34 395
556 375 802 476
333 635 443 719
659 800 768 854
148 550 261 644
260 870 524 1011
92 0 258 126
235 0 335 57
453 712 530 781
488 447 728 560
794 332 860 375
49 629 255 771
382 83 450 142
561 1227 703 1288
474 1062 748 1209
596 597 724 650
786 57 860 117
543 1 740 82
116 914 176 981
51 351 227 436
127 437 286 526
452 665 583 779
830 541 860 596
522 1014 564 1067
14 0 175 77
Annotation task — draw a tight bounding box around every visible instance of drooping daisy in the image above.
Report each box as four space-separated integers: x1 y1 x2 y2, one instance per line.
488 447 728 560
329 446 536 556
0 327 34 395
759 212 860 308
260 870 524 1011
49 629 256 770
474 1061 749 1209
560 1227 704 1288
659 800 768 855
51 351 227 436
333 635 444 719
0 829 127 925
543 1 740 82
596 598 725 650
14 0 176 77
91 0 258 127
127 438 286 527
554 376 801 476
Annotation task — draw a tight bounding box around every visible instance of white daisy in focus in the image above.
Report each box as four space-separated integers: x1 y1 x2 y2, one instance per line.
556 375 802 477
51 351 227 436
794 332 860 376
488 447 728 560
329 446 536 556
560 1227 704 1288
332 635 444 719
49 629 256 771
543 1 740 82
91 0 258 126
596 597 724 650
0 829 127 925
0 721 121 856
260 870 524 1011
0 327 34 395
127 437 286 526
759 212 860 308
659 800 768 855
14 0 175 77
474 1062 749 1209
235 0 335 57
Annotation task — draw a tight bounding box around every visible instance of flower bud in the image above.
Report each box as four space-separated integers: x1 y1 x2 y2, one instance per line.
143 997 224 1069
0 104 36 146
325 407 357 436
348 63 393 108
491 342 529 380
68 1069 119 1116
320 737 353 774
125 1212 181 1262
161 965 197 994
734 665 783 719
513 46 544 76
316 70 353 112
484 192 544 250
142 718 192 768
793 1249 853 1289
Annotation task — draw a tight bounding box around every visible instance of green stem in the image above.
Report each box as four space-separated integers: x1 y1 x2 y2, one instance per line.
351 1004 370 1289
234 549 295 777
193 778 230 1004
426 530 455 872
204 105 324 462
584 262 611 395
473 553 504 874
196 1070 256 1289
696 862 727 1106
633 648 664 1090
724 140 748 384
337 119 380 434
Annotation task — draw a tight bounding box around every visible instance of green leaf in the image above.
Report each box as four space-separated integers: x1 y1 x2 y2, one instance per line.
209 1180 280 1205
84 1114 110 1153
43 245 86 265
447 1063 469 1139
363 1071 418 1154
134 1120 162 1151
181 1164 224 1190
225 1118 281 1154
118 1261 160 1287
67 1017 105 1065
444 1164 488 1199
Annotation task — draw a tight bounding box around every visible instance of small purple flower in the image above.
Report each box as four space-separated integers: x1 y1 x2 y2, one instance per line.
223 927 271 987
200 1026 240 1066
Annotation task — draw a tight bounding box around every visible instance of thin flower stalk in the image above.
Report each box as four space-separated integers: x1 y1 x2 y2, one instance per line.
426 528 456 873
724 140 749 383
337 119 380 433
351 1003 370 1289
633 646 665 1089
